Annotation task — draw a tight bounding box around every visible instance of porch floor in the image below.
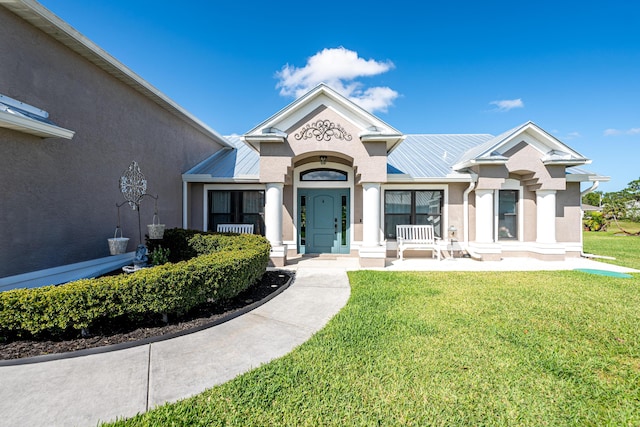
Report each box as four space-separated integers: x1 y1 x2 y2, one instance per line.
284 254 639 274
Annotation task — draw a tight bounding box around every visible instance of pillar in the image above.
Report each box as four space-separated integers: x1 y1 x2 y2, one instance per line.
475 189 494 243
359 182 385 267
265 183 283 247
362 183 381 246
536 190 556 243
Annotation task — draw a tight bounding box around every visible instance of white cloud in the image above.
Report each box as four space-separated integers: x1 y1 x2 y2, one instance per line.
604 127 640 136
275 47 398 113
489 98 524 112
565 131 581 139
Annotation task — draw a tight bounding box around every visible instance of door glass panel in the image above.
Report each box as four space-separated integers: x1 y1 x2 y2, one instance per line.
341 195 347 246
300 169 347 181
300 195 306 245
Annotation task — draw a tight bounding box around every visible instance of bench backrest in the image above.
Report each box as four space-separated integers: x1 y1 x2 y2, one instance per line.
396 224 435 243
216 223 254 234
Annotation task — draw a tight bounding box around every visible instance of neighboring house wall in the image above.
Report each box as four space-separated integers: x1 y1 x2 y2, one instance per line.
0 7 223 277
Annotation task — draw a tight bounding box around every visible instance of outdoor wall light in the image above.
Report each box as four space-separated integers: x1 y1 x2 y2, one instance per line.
320 155 327 165
448 225 457 238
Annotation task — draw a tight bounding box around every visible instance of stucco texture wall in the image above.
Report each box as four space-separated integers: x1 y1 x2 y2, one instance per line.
0 9 223 277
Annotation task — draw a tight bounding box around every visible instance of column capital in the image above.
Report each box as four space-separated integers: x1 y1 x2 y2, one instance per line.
265 182 284 190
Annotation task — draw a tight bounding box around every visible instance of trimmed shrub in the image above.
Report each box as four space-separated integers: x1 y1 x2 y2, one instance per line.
0 232 270 338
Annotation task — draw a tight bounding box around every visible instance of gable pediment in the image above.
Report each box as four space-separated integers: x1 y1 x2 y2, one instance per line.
453 121 590 170
243 84 403 152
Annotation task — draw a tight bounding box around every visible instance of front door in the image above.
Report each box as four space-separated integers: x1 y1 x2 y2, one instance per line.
299 189 349 254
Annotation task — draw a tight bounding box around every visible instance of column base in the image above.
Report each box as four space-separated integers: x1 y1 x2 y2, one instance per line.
269 245 287 267
359 246 386 268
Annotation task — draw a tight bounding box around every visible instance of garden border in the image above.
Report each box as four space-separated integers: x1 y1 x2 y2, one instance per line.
0 271 294 367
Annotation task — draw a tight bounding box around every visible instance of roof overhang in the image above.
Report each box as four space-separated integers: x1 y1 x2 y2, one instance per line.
452 157 509 170
0 108 74 139
243 127 288 151
181 174 260 183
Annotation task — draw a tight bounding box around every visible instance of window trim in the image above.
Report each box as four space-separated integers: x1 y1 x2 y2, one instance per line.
202 184 266 231
384 189 445 239
207 189 265 235
493 180 524 242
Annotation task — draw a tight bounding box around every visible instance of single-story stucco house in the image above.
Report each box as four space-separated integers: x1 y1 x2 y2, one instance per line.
1 0 607 289
182 83 606 267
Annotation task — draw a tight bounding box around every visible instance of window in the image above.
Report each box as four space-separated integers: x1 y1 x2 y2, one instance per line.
498 190 518 240
208 190 265 235
300 169 347 181
385 190 443 239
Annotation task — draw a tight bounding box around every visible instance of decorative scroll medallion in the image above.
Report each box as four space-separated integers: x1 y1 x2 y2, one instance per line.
294 119 353 142
119 161 147 209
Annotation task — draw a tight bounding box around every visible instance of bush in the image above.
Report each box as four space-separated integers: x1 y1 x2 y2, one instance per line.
583 211 608 231
0 232 270 338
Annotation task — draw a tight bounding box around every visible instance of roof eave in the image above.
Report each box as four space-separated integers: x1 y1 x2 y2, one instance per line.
542 159 591 166
452 158 508 171
181 174 260 183
0 109 75 139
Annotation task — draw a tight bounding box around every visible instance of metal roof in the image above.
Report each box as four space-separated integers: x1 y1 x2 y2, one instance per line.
184 132 603 182
387 134 494 178
183 135 259 181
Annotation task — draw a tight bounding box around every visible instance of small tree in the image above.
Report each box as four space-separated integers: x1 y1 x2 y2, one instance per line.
601 178 640 235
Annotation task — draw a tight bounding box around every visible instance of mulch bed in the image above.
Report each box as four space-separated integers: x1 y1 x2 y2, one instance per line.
0 270 293 361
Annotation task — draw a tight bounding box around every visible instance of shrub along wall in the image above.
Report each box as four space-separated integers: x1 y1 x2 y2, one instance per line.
0 231 270 338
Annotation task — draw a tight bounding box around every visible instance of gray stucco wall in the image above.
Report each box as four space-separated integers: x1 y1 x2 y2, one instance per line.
0 8 223 277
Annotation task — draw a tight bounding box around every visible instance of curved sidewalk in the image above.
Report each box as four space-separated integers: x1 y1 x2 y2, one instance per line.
0 266 351 427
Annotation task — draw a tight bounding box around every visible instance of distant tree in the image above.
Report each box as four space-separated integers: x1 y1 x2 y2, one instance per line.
581 191 602 207
602 178 640 235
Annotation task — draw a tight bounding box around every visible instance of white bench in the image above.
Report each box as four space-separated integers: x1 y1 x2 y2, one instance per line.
216 224 254 234
396 224 442 261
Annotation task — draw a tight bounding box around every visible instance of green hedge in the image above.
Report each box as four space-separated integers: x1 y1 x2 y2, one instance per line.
0 232 270 337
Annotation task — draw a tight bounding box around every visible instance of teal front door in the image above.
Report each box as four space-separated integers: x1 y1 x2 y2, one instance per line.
299 189 349 254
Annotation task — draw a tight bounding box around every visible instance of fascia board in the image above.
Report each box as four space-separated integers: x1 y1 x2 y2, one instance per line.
181 174 259 183
543 159 591 166
0 110 75 139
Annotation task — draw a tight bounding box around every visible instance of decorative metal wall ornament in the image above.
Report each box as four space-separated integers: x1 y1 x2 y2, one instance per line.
119 161 147 210
294 119 353 142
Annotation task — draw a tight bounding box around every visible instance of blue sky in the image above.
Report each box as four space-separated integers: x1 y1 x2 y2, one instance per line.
39 0 640 192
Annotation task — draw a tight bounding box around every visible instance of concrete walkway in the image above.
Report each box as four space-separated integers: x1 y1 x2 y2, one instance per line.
0 256 636 426
0 266 351 427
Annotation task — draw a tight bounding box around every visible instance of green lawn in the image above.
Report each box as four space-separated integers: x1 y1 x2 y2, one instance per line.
584 220 640 270
110 262 640 426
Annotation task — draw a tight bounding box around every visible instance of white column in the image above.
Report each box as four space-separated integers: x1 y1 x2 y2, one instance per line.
475 189 494 243
536 190 557 243
362 183 381 247
265 183 283 247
